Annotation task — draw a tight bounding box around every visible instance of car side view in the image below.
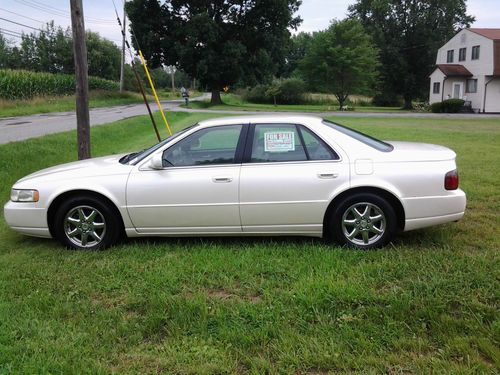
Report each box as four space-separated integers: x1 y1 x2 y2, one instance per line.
4 115 466 250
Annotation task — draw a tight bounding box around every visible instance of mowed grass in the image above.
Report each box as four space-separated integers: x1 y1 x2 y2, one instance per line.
0 113 499 374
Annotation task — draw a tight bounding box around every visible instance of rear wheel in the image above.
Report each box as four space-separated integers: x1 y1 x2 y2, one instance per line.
53 195 122 250
330 193 397 249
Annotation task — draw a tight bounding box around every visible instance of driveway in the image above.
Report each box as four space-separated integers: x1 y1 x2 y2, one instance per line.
1 94 499 144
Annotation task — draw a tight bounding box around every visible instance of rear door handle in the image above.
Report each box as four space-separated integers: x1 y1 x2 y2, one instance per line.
212 177 233 183
317 173 339 179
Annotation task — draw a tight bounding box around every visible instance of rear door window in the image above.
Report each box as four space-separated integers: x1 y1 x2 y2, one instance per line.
250 124 307 163
249 124 338 163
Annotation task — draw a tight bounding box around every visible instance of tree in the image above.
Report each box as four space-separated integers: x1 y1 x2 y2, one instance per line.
86 31 121 80
125 0 302 104
3 23 120 80
300 19 379 109
349 0 474 109
282 32 314 78
0 34 14 69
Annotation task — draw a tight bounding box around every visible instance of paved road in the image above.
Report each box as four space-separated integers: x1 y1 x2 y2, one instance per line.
1 94 499 144
0 94 210 144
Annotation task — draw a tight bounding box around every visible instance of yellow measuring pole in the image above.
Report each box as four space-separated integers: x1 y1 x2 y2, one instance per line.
138 50 172 136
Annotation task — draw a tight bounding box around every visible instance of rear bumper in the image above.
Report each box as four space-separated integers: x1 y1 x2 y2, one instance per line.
402 189 466 231
4 201 52 238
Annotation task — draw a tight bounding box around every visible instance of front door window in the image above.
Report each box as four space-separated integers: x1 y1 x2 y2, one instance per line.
163 125 243 167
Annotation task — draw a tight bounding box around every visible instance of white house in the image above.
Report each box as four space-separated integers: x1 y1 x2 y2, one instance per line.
429 28 500 113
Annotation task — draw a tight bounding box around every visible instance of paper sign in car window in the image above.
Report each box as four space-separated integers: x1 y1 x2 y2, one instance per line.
264 131 295 152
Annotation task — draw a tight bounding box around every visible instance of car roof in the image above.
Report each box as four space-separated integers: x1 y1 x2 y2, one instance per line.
197 115 324 127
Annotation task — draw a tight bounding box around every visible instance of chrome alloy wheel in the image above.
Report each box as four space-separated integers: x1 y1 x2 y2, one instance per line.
64 205 106 248
341 202 386 246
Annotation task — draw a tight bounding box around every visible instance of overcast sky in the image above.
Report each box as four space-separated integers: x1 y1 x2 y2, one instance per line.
1 0 498 47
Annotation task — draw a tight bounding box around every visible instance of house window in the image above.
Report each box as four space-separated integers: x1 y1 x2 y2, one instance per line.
472 45 480 60
459 48 466 61
447 50 454 63
466 79 477 93
433 82 441 94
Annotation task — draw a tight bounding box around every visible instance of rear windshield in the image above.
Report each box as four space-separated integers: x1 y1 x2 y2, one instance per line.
322 120 393 152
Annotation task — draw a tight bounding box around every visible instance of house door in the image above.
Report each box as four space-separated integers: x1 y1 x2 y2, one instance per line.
452 83 462 99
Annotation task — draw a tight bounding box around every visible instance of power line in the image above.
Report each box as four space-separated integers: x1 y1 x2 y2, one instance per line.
0 7 44 24
1 31 22 39
0 17 75 41
115 0 142 55
0 27 23 35
12 0 116 25
0 28 23 38
0 16 41 31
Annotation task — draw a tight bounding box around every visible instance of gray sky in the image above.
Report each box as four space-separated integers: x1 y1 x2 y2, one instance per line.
0 0 498 47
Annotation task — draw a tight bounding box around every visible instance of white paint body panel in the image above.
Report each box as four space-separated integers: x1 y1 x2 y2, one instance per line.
4 115 466 241
239 161 350 235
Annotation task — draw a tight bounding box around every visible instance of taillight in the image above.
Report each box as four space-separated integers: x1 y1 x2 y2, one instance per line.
445 169 459 190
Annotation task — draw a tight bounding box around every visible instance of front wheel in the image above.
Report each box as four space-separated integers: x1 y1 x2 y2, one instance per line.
53 195 122 250
329 193 397 249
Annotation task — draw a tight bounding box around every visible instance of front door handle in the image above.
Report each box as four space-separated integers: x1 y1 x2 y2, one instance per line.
317 173 339 179
212 177 233 183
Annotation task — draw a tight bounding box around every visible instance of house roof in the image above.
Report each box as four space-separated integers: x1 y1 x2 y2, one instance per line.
435 64 473 77
468 28 500 41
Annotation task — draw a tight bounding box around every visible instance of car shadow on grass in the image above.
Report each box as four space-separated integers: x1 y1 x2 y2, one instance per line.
121 225 452 252
6 224 454 252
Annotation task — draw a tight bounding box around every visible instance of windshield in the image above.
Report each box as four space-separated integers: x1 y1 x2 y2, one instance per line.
122 124 197 165
322 120 393 152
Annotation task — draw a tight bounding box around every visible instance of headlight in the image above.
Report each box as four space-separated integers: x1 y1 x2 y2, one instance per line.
10 189 39 202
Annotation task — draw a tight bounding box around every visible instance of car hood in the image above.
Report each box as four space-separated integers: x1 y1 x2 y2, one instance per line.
382 141 457 162
17 154 131 184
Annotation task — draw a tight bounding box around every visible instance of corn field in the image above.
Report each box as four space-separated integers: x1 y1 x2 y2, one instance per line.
0 70 119 100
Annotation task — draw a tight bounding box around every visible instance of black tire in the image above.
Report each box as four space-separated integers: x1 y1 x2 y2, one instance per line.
329 193 397 249
53 195 122 250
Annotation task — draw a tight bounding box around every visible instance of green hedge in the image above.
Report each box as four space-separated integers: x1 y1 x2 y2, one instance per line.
430 99 465 113
0 69 119 100
242 78 307 105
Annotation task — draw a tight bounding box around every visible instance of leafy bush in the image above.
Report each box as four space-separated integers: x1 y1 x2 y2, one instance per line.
0 69 119 100
430 102 443 113
372 92 403 107
430 99 465 113
243 84 269 104
277 78 306 104
242 78 307 105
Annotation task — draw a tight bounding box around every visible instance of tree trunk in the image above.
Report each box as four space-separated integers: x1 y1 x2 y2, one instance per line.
210 89 222 105
336 94 346 111
403 94 413 110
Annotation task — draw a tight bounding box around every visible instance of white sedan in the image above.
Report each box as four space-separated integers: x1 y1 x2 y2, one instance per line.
4 115 466 250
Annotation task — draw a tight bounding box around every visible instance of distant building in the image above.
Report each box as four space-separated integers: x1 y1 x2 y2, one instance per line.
429 28 500 113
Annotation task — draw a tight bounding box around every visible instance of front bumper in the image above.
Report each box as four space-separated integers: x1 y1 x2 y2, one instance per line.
4 201 52 238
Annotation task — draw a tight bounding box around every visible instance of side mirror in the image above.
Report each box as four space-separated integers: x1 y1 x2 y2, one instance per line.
149 153 164 170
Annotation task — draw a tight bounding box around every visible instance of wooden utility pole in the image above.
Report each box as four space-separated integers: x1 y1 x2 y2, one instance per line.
119 3 126 92
70 0 91 160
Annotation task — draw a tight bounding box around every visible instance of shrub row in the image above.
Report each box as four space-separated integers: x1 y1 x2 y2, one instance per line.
430 99 465 113
0 69 119 100
241 78 307 105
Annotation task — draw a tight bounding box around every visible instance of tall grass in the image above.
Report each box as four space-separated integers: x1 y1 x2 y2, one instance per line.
0 69 119 100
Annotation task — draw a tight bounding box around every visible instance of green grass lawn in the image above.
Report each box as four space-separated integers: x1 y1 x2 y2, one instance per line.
0 113 499 373
0 90 202 118
185 93 404 113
